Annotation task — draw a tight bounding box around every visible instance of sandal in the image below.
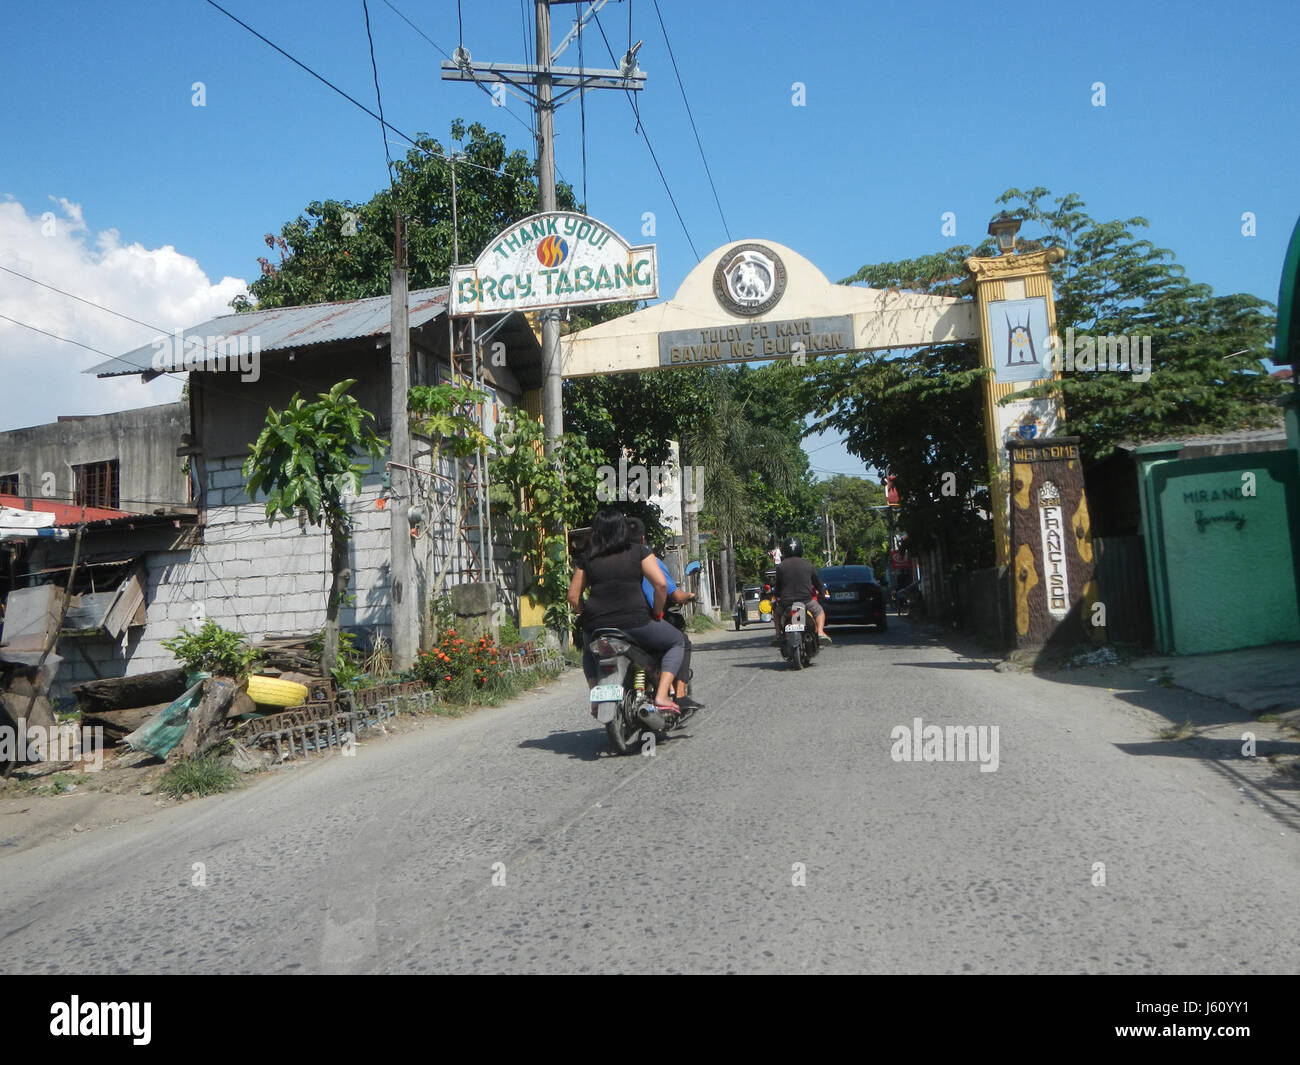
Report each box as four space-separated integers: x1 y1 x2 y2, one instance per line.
653 700 681 716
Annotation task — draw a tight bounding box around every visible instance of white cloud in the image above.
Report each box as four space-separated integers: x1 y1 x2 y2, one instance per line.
0 196 249 431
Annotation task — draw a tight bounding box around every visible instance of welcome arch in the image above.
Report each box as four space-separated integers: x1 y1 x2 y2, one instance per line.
560 238 1093 647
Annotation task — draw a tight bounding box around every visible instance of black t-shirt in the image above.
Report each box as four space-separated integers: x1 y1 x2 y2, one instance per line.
774 557 825 604
580 543 652 632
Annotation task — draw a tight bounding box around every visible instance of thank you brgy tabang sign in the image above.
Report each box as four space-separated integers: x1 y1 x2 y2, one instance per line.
450 211 657 315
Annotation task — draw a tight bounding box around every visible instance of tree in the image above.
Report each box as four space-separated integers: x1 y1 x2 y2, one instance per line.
682 365 809 606
806 187 1285 573
994 187 1282 459
243 380 385 669
231 121 578 311
408 383 493 645
489 412 603 629
815 475 890 569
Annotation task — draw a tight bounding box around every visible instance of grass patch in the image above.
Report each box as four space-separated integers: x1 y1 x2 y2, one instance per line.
1156 719 1197 741
158 756 242 799
688 614 718 633
22 772 78 796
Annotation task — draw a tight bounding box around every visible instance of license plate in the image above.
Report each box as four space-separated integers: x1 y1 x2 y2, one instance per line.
589 684 624 702
832 591 857 601
785 622 805 633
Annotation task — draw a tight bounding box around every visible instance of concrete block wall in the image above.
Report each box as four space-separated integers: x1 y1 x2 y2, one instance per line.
47 459 396 707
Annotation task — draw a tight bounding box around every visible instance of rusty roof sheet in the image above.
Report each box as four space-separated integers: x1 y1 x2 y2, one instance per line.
85 287 449 378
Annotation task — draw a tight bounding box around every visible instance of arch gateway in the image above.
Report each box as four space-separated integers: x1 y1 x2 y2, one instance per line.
559 238 1097 649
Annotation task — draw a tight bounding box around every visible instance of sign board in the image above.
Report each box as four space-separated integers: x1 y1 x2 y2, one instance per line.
450 211 657 315
989 296 1052 384
658 315 853 367
1036 481 1071 618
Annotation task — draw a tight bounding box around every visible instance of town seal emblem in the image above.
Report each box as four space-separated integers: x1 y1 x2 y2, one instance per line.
713 243 786 316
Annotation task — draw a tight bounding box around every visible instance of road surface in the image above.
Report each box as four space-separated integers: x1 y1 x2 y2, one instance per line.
1 619 1295 974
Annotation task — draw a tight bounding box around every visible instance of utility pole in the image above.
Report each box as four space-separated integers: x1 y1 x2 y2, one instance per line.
441 0 646 451
535 3 562 455
389 214 417 669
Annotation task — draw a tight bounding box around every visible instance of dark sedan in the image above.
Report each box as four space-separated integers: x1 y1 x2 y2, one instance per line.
819 565 887 631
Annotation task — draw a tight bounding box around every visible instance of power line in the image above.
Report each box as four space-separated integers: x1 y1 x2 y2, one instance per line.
0 312 120 360
361 0 396 184
0 267 359 410
379 0 568 184
201 0 501 178
650 0 730 242
592 10 700 259
0 264 176 336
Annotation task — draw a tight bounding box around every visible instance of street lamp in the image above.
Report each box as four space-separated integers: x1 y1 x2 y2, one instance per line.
987 215 1022 255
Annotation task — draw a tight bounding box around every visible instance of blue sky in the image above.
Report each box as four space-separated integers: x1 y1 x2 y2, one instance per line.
3 0 1297 477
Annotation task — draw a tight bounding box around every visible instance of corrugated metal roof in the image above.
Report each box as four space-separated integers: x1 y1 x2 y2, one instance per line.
85 287 449 378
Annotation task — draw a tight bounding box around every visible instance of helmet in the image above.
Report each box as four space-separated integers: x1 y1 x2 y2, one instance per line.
783 538 803 557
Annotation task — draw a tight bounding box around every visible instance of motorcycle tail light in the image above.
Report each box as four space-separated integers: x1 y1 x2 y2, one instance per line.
594 636 631 657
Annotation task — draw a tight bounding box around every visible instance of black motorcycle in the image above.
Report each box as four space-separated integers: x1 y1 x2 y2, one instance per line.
586 608 696 754
777 599 820 671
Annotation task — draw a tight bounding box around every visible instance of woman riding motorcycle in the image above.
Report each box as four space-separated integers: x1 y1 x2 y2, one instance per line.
567 509 689 716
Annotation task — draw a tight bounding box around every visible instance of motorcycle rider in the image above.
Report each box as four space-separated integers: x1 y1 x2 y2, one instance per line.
770 538 831 646
568 509 688 717
627 517 702 710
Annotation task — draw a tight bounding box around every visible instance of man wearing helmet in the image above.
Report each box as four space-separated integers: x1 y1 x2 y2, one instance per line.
770 538 831 646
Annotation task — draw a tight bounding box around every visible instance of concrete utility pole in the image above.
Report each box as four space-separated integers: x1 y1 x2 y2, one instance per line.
440 0 646 451
389 216 417 669
535 3 563 455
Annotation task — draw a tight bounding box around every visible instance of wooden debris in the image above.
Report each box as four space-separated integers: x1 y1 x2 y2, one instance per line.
72 669 187 714
172 677 239 762
80 702 170 745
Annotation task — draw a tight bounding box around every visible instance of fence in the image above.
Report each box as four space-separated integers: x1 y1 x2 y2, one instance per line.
1093 535 1154 647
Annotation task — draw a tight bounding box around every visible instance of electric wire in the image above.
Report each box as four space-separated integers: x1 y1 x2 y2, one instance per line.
202 0 501 177
379 0 568 184
362 0 396 183
650 0 731 241
592 9 700 259
0 266 396 412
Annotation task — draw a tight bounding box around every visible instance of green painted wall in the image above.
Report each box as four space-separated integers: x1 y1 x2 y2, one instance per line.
1137 449 1300 654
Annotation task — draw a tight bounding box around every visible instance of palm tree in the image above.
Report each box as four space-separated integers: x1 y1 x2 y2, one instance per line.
683 368 802 610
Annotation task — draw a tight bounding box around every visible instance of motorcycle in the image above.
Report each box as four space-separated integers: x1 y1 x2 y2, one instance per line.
587 608 696 755
777 599 819 671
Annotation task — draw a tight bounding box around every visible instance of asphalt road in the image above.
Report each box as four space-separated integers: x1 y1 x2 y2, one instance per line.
1 619 1296 974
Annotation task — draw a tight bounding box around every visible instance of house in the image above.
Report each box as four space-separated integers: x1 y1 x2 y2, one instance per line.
2 288 543 705
1085 426 1300 653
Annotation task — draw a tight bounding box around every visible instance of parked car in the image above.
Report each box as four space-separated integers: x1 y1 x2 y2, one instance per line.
819 564 887 631
733 585 765 629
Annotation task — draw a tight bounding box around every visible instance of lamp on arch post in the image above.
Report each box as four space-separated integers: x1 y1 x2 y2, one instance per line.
987 215 1022 255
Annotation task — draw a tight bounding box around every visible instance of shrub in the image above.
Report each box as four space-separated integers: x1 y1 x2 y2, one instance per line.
413 628 504 692
497 615 522 649
161 620 261 678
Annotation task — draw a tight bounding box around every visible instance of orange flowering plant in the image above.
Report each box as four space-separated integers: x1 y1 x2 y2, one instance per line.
414 628 503 690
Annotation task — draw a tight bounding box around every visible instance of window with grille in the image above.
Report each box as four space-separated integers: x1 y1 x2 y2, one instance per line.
0 472 19 495
73 460 120 509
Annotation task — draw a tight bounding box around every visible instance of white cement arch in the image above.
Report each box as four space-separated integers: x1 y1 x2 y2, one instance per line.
560 239 979 377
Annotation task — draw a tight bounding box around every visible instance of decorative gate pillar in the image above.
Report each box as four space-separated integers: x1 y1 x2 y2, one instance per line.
1006 437 1099 649
965 246 1067 566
